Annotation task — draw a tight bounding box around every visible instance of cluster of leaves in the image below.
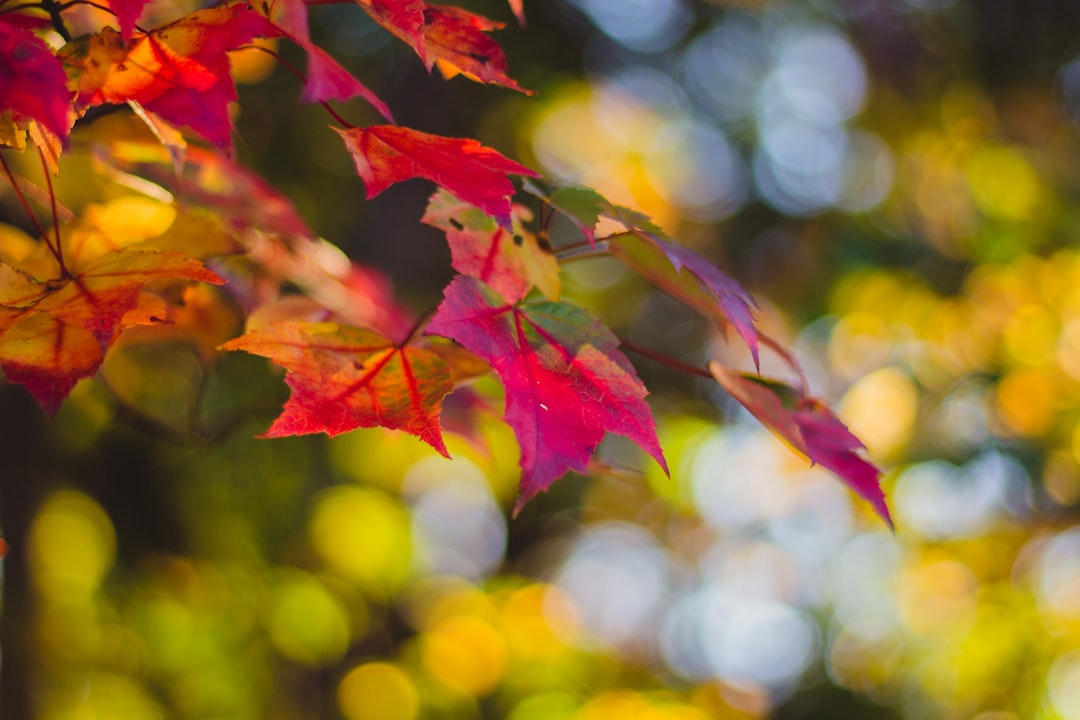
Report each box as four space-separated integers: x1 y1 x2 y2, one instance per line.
0 0 890 524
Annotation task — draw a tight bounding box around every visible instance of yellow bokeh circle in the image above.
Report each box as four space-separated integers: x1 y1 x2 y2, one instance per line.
338 662 419 720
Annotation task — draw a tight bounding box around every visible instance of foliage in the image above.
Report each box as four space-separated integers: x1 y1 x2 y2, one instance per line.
17 1 1080 720
0 0 886 521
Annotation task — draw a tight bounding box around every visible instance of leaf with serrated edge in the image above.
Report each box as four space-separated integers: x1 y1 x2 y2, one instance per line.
422 188 558 303
355 0 428 63
59 5 279 153
221 321 453 454
427 275 667 513
0 249 223 414
610 231 759 368
709 362 893 529
423 5 532 94
334 125 538 230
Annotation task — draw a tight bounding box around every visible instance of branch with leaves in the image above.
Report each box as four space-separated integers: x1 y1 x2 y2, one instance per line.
0 0 892 527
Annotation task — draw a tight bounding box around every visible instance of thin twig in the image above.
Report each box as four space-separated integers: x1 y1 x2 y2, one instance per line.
0 153 69 279
237 43 356 129
38 147 68 279
621 339 713 380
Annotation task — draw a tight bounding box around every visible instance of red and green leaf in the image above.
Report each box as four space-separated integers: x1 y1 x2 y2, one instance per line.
426 275 667 513
220 321 453 454
422 188 559 303
334 124 538 230
709 362 892 529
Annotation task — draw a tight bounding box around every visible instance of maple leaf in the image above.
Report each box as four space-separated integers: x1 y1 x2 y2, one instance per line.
0 20 73 142
59 5 279 153
355 0 428 63
302 44 393 121
334 125 538 230
423 5 532 94
426 275 667 513
527 182 760 367
256 0 393 121
220 321 453 454
422 188 559 303
708 362 893 529
0 249 224 414
609 231 760 369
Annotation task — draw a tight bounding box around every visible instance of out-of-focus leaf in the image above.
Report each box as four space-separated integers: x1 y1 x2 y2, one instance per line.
709 362 892 529
0 20 73 142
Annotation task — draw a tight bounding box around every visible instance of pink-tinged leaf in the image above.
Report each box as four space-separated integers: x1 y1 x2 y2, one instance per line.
356 0 428 63
609 232 759 369
426 276 667 513
422 188 559 303
423 5 532 94
260 0 311 43
301 43 394 122
334 125 538 230
0 22 72 141
220 321 453 454
106 0 153 42
507 0 525 26
708 362 893 529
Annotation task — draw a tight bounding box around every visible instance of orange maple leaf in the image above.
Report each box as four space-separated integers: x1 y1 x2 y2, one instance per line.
221 321 454 453
59 5 278 153
0 249 224 414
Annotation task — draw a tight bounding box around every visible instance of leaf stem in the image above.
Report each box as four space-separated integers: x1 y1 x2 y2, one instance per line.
0 152 69 279
237 44 356 129
620 339 713 380
554 239 609 264
39 0 70 41
401 306 437 346
37 147 68 279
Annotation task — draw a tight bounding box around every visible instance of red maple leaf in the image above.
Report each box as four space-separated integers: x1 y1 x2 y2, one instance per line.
0 19 73 142
709 363 893 529
302 44 393 121
257 0 393 120
334 124 538 230
427 275 667 513
422 188 559 303
0 250 224 414
220 321 453 454
424 5 531 94
59 5 278 153
355 0 428 63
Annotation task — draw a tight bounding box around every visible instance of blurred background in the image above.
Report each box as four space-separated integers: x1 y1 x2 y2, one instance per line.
5 0 1080 718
